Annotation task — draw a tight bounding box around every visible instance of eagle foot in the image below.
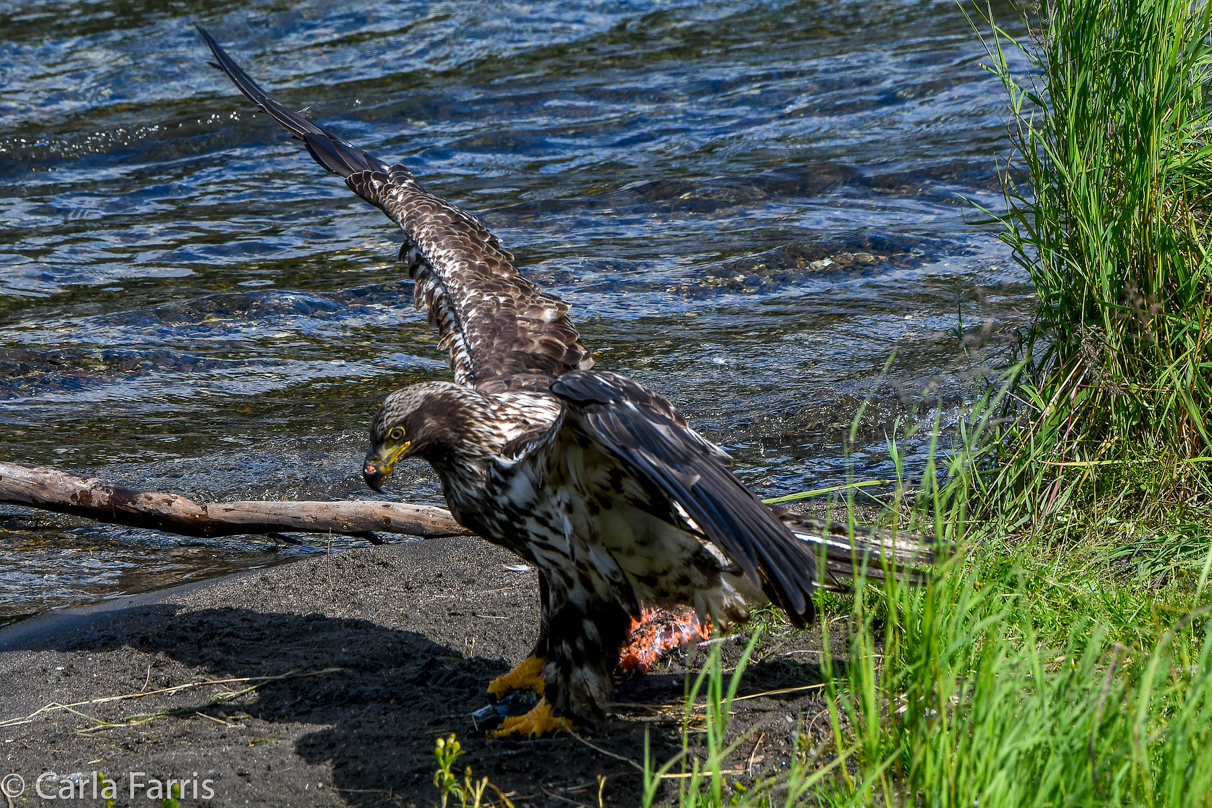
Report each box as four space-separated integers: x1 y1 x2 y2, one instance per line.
489 698 575 738
487 654 546 699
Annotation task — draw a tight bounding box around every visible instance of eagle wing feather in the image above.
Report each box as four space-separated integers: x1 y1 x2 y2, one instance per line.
549 370 818 627
198 27 593 393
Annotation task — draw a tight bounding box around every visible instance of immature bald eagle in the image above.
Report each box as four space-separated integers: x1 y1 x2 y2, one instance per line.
199 28 931 736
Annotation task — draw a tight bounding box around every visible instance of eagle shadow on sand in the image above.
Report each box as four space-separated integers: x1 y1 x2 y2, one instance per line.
0 539 840 806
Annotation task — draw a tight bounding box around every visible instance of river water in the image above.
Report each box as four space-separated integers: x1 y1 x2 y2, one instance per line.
0 0 1032 622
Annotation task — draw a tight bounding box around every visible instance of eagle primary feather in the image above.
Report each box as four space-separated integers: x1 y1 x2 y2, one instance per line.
198 28 931 732
196 27 592 394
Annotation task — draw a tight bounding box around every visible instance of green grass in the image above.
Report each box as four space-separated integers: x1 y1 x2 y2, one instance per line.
818 516 1212 807
641 452 1212 807
970 0 1212 521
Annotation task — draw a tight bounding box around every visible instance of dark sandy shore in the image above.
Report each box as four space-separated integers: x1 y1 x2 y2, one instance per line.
0 537 839 807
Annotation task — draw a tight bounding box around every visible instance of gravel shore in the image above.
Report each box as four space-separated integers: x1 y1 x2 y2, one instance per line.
0 536 836 807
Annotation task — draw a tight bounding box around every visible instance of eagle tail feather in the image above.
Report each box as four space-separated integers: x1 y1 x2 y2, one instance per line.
780 512 943 591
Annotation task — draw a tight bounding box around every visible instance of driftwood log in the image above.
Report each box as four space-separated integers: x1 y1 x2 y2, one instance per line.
0 462 936 588
0 462 468 543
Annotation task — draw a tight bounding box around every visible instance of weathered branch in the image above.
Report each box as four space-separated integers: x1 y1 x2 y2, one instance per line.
0 462 470 541
0 462 939 587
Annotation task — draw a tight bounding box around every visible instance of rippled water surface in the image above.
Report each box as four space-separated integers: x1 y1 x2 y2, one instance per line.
0 0 1033 621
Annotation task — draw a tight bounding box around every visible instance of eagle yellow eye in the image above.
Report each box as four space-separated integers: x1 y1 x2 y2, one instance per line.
389 426 405 441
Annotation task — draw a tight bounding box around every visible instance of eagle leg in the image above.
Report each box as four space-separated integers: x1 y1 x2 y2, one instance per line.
489 698 576 738
487 654 547 699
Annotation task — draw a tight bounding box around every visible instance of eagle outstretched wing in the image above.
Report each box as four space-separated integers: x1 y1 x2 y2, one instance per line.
549 370 818 627
197 27 593 393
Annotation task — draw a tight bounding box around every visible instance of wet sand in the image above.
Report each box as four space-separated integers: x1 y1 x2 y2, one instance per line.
0 536 840 807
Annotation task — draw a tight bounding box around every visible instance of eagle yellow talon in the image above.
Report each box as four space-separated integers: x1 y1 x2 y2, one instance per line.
489 699 575 738
488 654 547 698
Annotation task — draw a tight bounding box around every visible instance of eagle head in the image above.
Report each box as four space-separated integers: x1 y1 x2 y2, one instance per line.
362 381 488 492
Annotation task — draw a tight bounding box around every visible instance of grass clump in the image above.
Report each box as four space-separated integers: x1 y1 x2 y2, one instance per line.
973 0 1212 521
644 456 1212 806
433 734 514 808
821 533 1212 808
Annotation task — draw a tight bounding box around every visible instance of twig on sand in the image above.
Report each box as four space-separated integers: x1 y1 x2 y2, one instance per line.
540 787 591 807
568 729 739 780
0 461 470 542
730 682 827 702
0 667 344 730
661 770 743 779
747 731 765 774
193 711 241 728
687 682 826 712
567 730 647 773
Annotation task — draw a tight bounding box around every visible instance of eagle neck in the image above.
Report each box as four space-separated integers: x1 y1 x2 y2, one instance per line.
419 386 508 524
422 387 556 535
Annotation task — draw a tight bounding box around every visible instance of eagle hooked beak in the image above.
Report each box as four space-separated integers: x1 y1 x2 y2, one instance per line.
363 440 410 492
